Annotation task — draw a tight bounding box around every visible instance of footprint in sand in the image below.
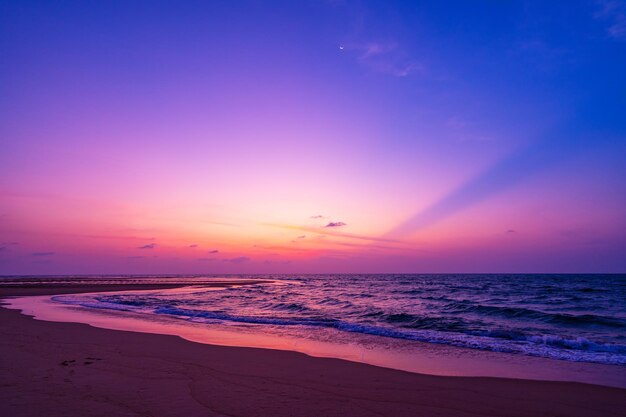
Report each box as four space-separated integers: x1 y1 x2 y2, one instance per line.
60 357 103 366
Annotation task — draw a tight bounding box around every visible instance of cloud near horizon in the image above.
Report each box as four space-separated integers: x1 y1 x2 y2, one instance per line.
325 221 347 228
138 243 156 249
223 256 250 264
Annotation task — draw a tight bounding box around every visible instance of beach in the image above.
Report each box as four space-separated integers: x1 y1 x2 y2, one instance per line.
1 282 625 417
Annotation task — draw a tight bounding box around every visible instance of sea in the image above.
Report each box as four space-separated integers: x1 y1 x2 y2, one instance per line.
33 273 626 366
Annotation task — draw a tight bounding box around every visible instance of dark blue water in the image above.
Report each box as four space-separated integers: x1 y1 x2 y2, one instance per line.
51 274 626 365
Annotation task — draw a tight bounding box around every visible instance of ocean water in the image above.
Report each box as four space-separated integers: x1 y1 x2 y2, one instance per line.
48 274 626 365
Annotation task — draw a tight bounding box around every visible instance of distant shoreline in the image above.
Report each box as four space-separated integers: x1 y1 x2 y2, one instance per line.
0 278 271 297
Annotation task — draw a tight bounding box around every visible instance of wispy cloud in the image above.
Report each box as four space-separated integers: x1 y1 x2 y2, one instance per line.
310 215 325 219
208 249 219 254
189 244 198 248
267 223 403 244
253 244 311 252
609 19 626 38
137 243 156 249
595 0 626 39
263 259 292 265
342 41 423 77
82 234 156 241
325 221 347 228
32 252 55 256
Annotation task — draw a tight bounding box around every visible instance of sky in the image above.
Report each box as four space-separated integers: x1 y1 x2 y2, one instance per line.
1 0 625 274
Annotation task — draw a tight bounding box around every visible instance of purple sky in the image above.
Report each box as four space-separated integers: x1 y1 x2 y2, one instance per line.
1 1 625 274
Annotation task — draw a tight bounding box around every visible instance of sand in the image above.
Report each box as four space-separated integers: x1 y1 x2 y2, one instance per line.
1 284 625 417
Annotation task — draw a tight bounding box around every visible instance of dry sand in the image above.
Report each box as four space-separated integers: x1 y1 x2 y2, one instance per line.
1 285 625 417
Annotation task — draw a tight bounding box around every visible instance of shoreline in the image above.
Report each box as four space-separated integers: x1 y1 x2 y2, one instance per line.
8 292 626 388
2 284 626 416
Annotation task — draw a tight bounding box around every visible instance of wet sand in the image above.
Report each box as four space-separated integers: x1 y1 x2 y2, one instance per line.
1 284 625 417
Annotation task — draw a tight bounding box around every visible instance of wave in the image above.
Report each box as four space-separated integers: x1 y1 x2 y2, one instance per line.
475 330 626 353
444 300 626 328
381 313 468 331
151 305 626 364
155 305 335 327
49 273 626 367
